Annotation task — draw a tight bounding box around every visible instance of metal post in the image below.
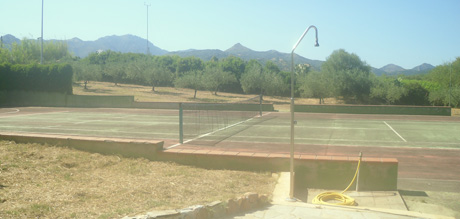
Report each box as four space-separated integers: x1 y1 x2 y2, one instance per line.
144 2 151 55
179 103 183 144
288 25 319 201
449 63 452 107
40 0 44 64
356 152 363 192
259 94 263 117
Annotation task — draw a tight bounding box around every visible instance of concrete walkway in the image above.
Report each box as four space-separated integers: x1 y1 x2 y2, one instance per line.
231 172 452 219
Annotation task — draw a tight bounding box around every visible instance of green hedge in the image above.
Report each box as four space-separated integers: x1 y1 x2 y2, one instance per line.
0 63 73 94
294 104 451 116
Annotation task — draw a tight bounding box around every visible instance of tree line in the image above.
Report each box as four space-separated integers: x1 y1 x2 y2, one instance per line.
1 39 459 107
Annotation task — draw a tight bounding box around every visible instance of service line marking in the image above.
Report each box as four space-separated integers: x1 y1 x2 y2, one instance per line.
0 108 20 114
384 121 407 142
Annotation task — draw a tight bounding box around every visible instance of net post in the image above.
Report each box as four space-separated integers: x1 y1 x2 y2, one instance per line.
179 102 183 144
259 94 262 117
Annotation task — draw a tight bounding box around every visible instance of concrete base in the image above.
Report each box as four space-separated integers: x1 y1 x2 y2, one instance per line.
271 172 407 211
306 189 407 211
251 172 450 219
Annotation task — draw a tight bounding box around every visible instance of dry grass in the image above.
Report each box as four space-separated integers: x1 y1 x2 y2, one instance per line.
73 81 257 103
0 141 277 218
73 81 343 112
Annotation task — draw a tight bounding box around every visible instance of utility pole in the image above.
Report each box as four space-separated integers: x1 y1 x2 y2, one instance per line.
144 2 151 55
449 63 452 107
40 0 44 64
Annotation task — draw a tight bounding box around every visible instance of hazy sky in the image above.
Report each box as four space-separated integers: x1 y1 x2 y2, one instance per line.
2 0 459 69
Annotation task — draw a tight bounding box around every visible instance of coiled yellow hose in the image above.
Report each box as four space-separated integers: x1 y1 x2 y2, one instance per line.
312 155 361 206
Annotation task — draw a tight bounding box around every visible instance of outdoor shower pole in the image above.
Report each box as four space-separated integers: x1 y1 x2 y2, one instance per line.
289 25 319 200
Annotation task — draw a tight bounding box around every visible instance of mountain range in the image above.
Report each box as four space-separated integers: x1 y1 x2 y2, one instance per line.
1 34 434 75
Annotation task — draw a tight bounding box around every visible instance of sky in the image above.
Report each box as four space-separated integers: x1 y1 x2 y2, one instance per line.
1 0 460 69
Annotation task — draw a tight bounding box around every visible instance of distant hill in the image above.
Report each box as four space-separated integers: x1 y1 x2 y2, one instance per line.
66 35 168 57
168 49 228 61
372 63 435 76
0 34 20 49
2 34 435 75
170 43 324 71
0 34 167 57
380 64 406 73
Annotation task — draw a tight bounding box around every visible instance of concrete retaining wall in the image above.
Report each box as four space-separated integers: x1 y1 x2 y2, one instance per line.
294 156 398 191
0 133 163 160
0 132 398 191
132 101 180 109
0 91 134 108
295 104 451 116
0 91 67 107
66 95 134 108
161 149 398 191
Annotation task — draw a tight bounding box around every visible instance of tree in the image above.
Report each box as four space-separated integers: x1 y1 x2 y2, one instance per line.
105 62 126 86
298 70 332 104
125 58 148 85
295 64 311 76
322 49 372 103
175 56 204 76
220 56 246 80
7 39 70 64
240 62 287 99
143 62 173 92
72 61 102 89
370 75 407 104
174 70 205 98
0 47 11 63
427 57 460 106
219 56 246 93
202 66 236 95
241 63 263 94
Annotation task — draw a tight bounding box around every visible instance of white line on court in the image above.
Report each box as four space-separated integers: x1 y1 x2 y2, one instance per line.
0 125 177 136
0 110 70 117
0 108 20 114
384 121 407 142
399 177 460 183
74 120 102 124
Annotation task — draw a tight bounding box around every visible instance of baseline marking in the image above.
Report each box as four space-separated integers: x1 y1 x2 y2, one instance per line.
0 110 70 117
384 121 407 142
0 108 20 114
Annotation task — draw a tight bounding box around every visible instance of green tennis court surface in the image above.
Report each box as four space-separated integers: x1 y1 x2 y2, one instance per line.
2 107 460 192
1 107 459 150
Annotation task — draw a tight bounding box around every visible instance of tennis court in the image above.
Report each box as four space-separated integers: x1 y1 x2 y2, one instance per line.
1 106 460 191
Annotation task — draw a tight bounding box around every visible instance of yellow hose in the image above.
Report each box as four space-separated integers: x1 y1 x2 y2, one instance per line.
312 155 361 206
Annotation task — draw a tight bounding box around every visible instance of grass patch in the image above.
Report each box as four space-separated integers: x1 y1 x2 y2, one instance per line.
0 141 277 218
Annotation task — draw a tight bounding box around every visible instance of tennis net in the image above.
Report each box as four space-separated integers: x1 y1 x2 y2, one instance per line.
179 96 269 145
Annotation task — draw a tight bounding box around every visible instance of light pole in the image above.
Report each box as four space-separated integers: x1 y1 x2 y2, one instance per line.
449 63 452 107
288 25 319 201
144 2 151 55
40 0 44 64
